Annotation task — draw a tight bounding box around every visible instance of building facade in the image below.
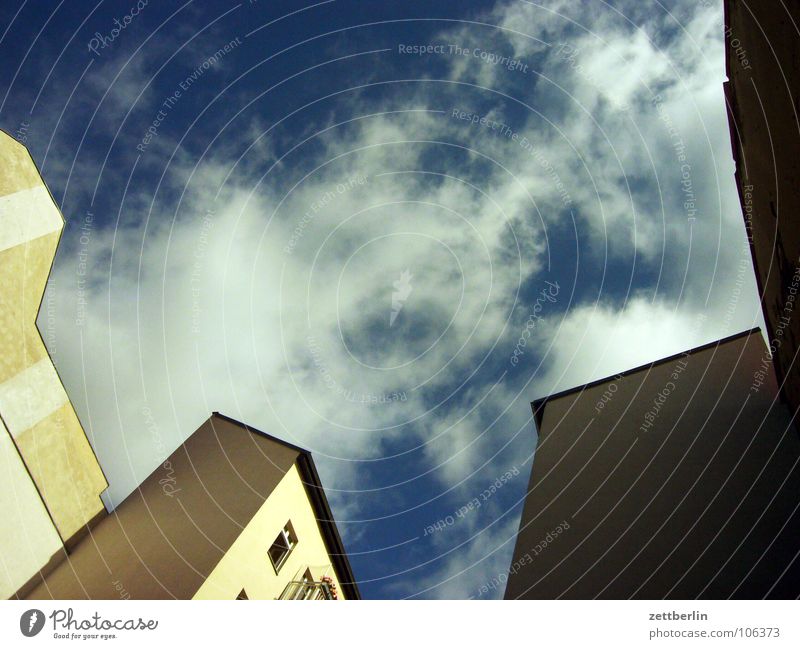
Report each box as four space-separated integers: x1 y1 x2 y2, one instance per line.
24 413 359 600
724 0 800 416
0 130 108 600
505 330 800 599
1 131 358 600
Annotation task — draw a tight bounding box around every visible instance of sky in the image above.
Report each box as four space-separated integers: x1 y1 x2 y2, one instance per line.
0 0 764 598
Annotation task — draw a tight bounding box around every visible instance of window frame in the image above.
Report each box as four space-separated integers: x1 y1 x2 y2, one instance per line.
268 521 297 573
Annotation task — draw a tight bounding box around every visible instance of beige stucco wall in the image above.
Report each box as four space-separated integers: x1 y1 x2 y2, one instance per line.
0 131 108 597
0 418 63 599
193 464 346 600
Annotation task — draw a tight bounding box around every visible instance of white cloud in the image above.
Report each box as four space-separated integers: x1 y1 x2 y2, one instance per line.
532 297 750 397
32 0 765 596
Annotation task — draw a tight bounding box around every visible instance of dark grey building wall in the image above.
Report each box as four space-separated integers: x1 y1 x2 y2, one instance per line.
505 330 800 599
725 0 800 416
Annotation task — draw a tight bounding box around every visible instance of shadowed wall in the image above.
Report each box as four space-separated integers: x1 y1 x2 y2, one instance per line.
506 330 800 599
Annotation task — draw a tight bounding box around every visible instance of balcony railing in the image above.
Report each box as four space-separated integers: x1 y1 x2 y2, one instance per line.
279 579 337 600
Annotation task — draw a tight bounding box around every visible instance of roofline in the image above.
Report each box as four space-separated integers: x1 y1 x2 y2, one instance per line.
295 454 362 600
211 412 361 600
530 327 762 431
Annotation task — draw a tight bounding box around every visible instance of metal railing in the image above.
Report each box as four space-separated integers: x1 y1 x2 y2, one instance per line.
279 580 336 600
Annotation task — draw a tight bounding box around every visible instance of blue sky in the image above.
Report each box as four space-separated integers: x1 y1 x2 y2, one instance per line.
1 0 763 598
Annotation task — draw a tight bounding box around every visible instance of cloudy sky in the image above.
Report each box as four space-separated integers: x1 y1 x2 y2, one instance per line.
1 0 763 598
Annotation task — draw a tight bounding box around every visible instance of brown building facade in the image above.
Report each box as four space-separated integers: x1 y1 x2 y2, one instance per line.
724 0 800 416
23 413 360 600
505 330 800 599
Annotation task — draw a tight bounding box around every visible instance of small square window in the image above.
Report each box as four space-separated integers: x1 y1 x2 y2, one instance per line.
268 521 297 573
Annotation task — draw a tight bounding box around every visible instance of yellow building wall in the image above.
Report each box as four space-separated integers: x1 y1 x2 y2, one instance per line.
0 131 108 597
193 464 346 600
0 418 63 599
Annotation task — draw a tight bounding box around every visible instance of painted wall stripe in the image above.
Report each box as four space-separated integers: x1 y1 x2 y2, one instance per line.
0 358 69 437
0 185 62 253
